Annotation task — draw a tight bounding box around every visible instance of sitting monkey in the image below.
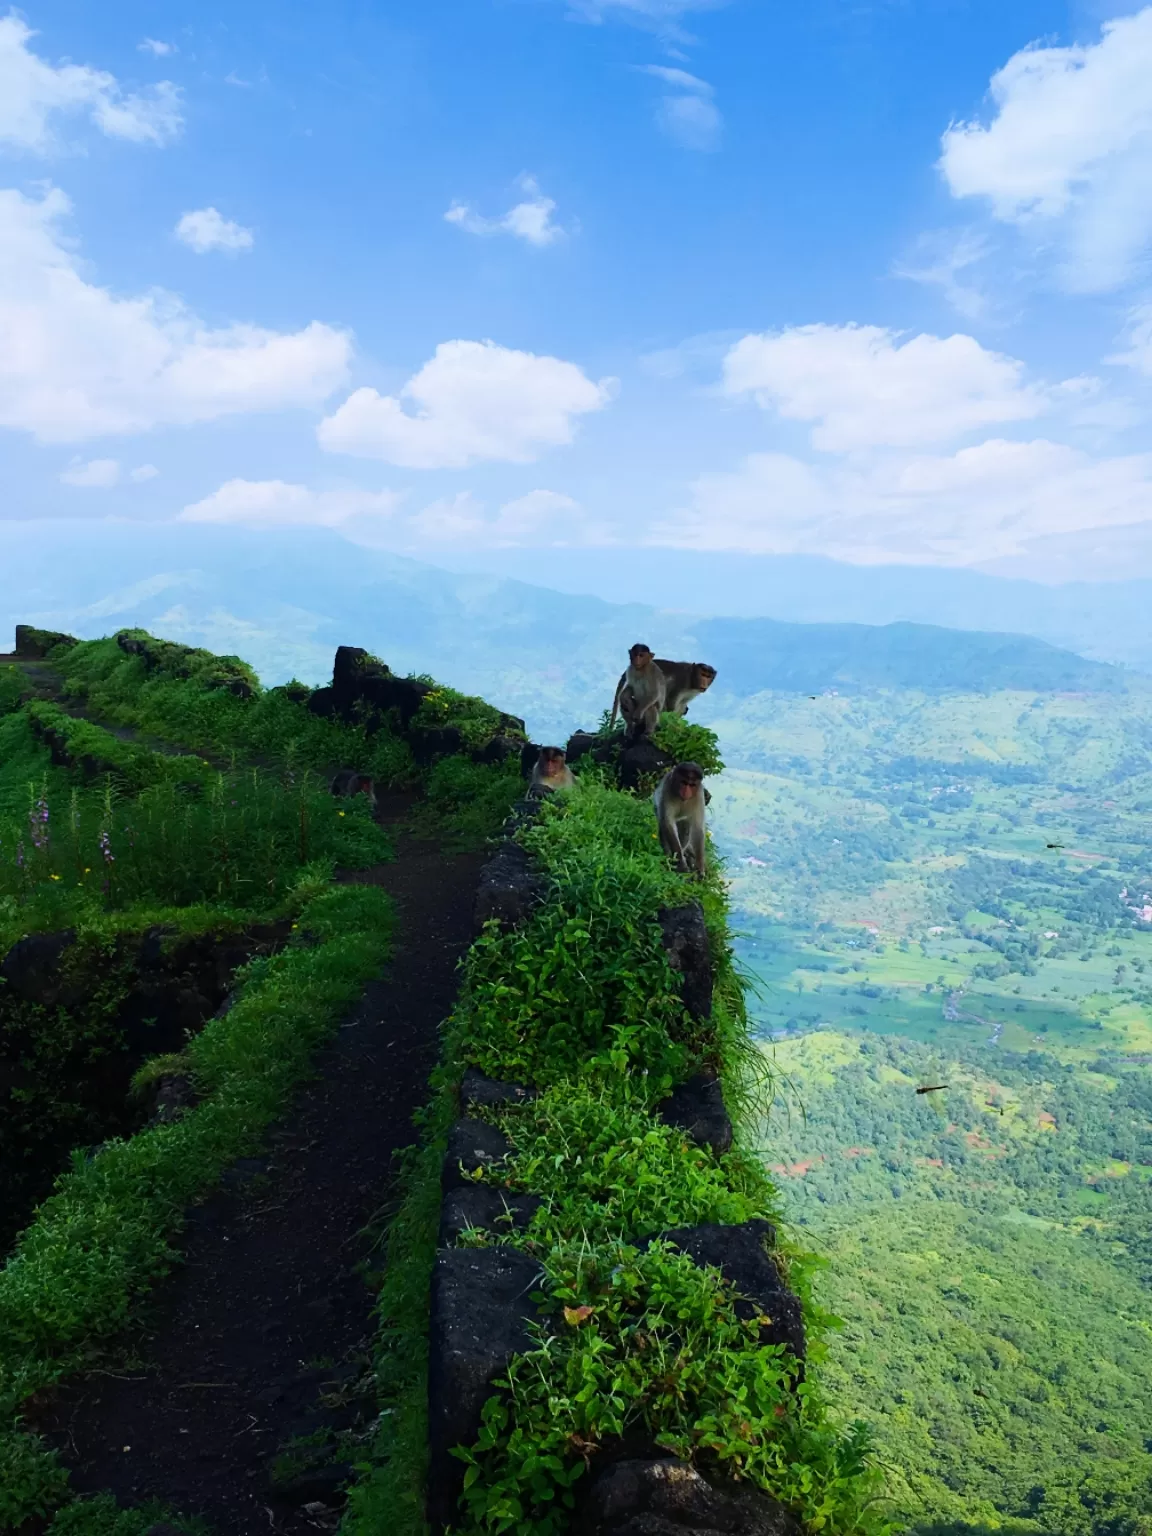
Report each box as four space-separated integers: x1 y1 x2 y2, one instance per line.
610 643 667 742
529 746 576 796
653 761 707 877
330 769 378 816
652 659 717 717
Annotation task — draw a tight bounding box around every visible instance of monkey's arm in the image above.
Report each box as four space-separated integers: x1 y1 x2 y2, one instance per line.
609 671 627 729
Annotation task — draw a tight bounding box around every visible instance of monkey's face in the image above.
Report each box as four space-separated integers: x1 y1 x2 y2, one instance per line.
695 665 717 692
675 765 704 800
540 750 566 777
357 777 375 796
630 645 654 669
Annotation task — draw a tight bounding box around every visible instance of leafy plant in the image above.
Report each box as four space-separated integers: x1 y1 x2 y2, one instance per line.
457 1243 885 1536
652 713 725 778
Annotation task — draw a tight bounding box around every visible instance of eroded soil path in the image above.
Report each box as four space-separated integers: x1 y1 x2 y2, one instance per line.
35 795 484 1534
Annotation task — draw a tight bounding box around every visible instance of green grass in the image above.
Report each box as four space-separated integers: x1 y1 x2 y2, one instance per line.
53 635 416 787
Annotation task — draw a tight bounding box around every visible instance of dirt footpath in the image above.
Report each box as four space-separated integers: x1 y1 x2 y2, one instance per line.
38 799 484 1534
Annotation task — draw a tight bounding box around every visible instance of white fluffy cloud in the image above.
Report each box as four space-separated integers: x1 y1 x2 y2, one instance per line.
60 457 120 487
1108 303 1152 376
175 207 254 254
722 324 1058 450
0 187 350 443
655 439 1152 566
939 8 1152 291
59 458 159 487
641 65 721 151
408 488 607 546
318 339 615 469
180 479 400 528
445 175 565 247
138 39 175 57
0 14 182 151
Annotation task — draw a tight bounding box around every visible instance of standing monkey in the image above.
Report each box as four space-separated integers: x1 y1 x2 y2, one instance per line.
609 644 667 742
529 746 576 796
653 659 717 717
653 761 707 877
330 770 378 816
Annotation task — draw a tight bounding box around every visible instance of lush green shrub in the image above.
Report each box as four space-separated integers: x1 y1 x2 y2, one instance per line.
458 1242 883 1535
489 1083 777 1244
0 668 25 719
416 756 525 849
411 684 524 751
652 712 725 777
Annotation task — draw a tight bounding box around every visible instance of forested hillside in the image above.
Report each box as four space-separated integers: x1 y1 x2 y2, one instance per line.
706 682 1152 1536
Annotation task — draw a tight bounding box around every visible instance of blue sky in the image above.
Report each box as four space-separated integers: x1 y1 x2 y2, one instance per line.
4 0 1152 585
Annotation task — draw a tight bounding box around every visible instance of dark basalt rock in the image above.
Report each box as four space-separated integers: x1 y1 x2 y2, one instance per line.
619 739 674 791
562 729 673 792
427 1246 545 1531
476 731 524 765
438 1184 543 1245
441 1118 514 1192
0 930 79 1008
474 841 547 933
410 723 466 763
658 1073 732 1158
659 1220 805 1364
576 1456 804 1536
459 1066 537 1112
564 730 601 765
143 1069 199 1126
15 624 77 658
658 903 713 1022
328 644 432 730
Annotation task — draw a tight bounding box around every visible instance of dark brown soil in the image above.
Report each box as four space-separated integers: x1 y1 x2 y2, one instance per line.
35 796 485 1533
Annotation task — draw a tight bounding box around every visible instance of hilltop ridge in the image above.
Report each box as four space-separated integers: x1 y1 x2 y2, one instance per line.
0 626 886 1536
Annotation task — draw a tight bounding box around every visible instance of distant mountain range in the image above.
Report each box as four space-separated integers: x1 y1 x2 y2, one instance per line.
0 521 1132 740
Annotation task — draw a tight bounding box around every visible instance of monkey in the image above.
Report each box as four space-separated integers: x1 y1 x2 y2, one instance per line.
652 659 717 717
330 769 378 816
610 643 667 742
529 746 576 796
653 761 707 877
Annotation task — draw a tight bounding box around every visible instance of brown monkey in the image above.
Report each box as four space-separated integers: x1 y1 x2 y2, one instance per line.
653 761 707 877
652 659 717 717
330 769 378 815
529 746 576 796
610 643 667 742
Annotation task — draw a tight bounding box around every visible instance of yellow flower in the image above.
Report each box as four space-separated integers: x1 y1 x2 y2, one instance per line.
84 867 91 873
338 811 345 817
50 873 61 881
